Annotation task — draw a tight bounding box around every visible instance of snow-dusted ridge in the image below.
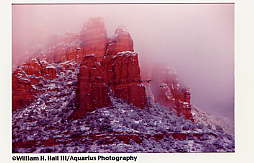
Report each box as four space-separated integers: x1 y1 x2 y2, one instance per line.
12 60 234 153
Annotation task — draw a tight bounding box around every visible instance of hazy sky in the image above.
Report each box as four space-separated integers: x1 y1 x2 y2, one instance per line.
12 4 234 123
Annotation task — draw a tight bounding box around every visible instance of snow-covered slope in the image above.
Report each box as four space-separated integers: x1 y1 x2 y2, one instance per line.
12 60 234 153
192 106 234 136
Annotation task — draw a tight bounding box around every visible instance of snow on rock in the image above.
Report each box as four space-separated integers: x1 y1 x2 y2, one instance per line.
116 51 137 57
106 27 134 56
69 55 112 119
148 65 194 121
103 51 147 109
12 17 234 153
70 49 147 119
192 106 234 136
13 93 234 153
12 58 58 111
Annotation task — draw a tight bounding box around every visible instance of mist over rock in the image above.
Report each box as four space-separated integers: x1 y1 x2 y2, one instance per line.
150 66 193 121
71 24 146 118
80 17 108 59
11 17 204 121
12 17 234 153
106 27 134 56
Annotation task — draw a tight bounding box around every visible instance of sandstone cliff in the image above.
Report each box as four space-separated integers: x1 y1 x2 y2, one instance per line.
12 18 192 121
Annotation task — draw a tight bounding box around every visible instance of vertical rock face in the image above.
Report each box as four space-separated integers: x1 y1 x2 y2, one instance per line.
80 17 108 59
70 55 112 119
105 27 146 109
106 27 134 56
150 66 193 121
71 52 147 119
69 23 147 118
104 51 147 109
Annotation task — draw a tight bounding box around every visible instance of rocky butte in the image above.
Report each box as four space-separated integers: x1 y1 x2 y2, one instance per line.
70 19 146 119
12 17 192 121
12 17 235 153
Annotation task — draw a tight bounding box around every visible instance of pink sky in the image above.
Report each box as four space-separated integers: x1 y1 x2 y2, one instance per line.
12 4 234 124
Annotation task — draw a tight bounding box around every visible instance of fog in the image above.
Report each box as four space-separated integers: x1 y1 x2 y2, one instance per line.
12 4 234 123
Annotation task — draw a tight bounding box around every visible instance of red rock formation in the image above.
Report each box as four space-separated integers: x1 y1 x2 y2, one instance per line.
12 74 38 111
106 27 134 56
150 66 194 121
43 18 108 64
71 51 147 119
12 58 57 111
70 55 112 119
21 59 43 76
69 22 147 118
15 18 184 118
103 51 147 109
29 20 131 65
44 34 82 64
80 17 107 59
13 18 193 122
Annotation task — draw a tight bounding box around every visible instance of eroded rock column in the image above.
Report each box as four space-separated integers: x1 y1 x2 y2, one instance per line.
80 17 108 59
